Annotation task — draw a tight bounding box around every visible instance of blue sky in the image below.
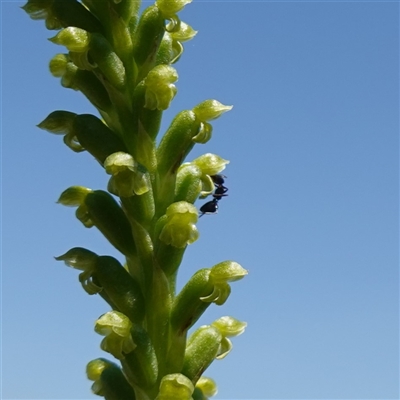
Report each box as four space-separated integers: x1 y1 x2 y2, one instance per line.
2 1 399 399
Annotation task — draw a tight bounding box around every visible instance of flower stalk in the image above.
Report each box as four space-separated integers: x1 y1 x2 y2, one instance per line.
25 0 247 398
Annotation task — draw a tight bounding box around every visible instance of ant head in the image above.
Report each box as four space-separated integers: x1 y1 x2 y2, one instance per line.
210 174 226 186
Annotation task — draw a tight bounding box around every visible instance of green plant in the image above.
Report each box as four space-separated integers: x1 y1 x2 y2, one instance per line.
23 1 247 399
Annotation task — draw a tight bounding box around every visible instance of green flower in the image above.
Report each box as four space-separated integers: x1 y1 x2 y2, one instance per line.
159 201 199 248
105 152 151 197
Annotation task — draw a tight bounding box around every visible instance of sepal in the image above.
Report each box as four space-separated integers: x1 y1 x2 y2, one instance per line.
156 374 194 400
95 311 136 360
105 152 151 197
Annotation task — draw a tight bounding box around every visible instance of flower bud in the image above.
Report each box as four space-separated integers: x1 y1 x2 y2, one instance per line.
156 0 192 18
170 21 197 42
121 324 158 388
157 110 201 179
55 246 98 271
57 186 93 207
211 316 247 338
200 261 248 306
92 256 145 322
86 358 135 399
196 377 218 398
191 153 229 177
182 325 222 384
192 100 233 122
156 374 194 400
22 0 62 30
159 201 199 248
105 152 151 197
132 4 164 78
210 316 247 360
50 0 104 33
73 115 127 164
38 110 84 152
95 311 136 360
175 164 202 204
49 53 68 77
144 65 178 110
37 110 76 134
49 27 90 52
170 268 213 334
89 32 126 89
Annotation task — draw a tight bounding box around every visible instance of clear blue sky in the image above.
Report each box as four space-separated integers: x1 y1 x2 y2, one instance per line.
2 1 399 399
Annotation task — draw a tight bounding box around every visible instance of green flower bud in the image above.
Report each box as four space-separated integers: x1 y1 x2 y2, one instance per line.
191 153 229 177
87 358 116 382
175 164 202 203
182 325 222 384
156 374 194 400
210 316 247 360
156 32 174 65
105 152 151 197
86 358 135 399
132 4 165 80
121 324 158 388
201 261 248 306
37 110 76 134
57 63 112 112
192 100 233 122
49 53 68 77
211 316 247 338
58 188 136 256
144 65 178 110
93 256 145 322
55 246 100 293
22 0 62 30
57 186 93 206
57 250 145 321
84 190 136 257
50 0 104 34
89 32 126 89
95 311 136 360
55 246 98 271
38 109 83 153
196 377 218 398
157 110 201 179
156 0 192 18
170 21 197 42
192 121 212 144
171 268 212 335
73 114 127 164
187 154 229 198
159 201 199 248
49 27 90 52
99 364 136 399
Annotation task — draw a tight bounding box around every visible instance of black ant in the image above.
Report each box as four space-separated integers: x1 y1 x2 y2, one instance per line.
199 174 228 217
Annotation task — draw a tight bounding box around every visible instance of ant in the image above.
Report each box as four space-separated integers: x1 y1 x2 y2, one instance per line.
199 174 228 217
